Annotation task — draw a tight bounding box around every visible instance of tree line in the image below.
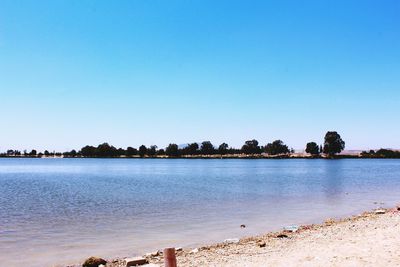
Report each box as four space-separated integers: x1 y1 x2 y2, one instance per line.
0 131 352 158
2 131 398 159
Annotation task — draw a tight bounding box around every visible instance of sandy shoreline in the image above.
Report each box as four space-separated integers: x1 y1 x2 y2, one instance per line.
78 205 400 267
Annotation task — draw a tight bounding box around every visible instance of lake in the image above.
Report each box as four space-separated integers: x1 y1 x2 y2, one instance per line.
0 158 399 266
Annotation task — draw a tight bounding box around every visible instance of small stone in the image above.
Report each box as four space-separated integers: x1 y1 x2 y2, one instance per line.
190 248 199 253
257 241 266 247
240 224 246 228
276 234 288 238
374 209 386 215
176 247 183 252
82 257 107 267
144 250 160 257
125 257 149 266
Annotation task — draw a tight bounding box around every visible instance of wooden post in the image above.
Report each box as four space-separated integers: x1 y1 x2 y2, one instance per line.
163 248 177 267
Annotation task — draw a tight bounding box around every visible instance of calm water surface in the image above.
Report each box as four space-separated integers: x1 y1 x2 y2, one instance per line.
1 158 400 266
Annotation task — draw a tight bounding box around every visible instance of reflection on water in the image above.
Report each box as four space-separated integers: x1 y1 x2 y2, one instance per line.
322 160 344 200
0 158 400 267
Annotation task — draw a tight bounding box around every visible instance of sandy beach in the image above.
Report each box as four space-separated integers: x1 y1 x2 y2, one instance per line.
102 206 400 267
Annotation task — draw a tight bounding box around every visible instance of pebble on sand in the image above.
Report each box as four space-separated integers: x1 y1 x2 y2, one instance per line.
374 209 386 215
257 241 266 247
82 257 107 267
125 257 149 266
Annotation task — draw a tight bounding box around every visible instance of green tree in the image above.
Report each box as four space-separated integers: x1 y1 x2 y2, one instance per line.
200 141 215 155
138 145 147 158
80 145 96 157
117 148 125 157
96 143 117 157
148 145 157 157
218 143 229 155
305 142 320 156
186 143 199 155
241 140 261 154
323 131 345 157
166 143 179 157
375 149 400 158
264 140 290 155
126 147 138 157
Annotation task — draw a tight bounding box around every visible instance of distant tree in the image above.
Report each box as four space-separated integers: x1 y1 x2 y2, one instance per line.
185 143 199 155
126 147 138 157
96 143 117 157
44 150 50 156
218 143 229 155
138 145 147 158
157 148 165 156
70 149 77 157
375 149 400 158
30 149 37 156
148 145 157 157
228 147 241 154
6 150 14 156
361 150 371 157
241 140 261 154
323 131 345 157
166 143 179 157
264 140 290 155
63 150 71 157
80 145 96 157
305 142 320 156
200 141 215 155
117 148 125 157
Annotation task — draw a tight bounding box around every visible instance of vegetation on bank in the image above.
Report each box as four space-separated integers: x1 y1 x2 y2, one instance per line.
0 131 398 159
360 149 400 158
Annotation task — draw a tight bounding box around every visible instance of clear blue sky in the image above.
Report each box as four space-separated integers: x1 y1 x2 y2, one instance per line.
1 0 399 151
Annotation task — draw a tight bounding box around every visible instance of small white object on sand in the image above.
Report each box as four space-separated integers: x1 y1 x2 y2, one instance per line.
283 225 299 232
223 238 240 244
374 209 386 215
190 248 199 253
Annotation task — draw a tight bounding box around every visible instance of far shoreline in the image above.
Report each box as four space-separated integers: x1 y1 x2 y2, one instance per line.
1 154 400 159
